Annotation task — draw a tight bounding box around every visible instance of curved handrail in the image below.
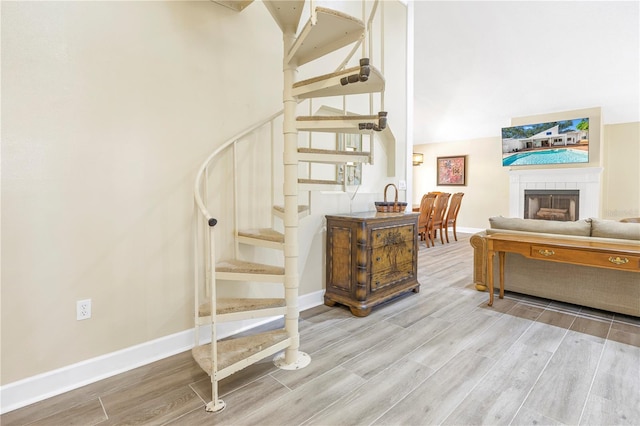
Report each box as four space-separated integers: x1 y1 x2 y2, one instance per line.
193 109 284 225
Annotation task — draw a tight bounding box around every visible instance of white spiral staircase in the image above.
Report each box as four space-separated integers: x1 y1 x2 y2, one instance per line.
192 0 392 412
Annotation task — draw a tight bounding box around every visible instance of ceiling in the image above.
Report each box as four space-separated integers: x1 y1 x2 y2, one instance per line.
412 1 640 144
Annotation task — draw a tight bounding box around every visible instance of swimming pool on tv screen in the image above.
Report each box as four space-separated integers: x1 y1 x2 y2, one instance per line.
502 149 588 166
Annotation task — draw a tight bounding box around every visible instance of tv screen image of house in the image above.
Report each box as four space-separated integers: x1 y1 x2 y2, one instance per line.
501 118 589 166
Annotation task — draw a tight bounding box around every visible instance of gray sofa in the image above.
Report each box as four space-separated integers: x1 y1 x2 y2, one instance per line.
470 217 640 317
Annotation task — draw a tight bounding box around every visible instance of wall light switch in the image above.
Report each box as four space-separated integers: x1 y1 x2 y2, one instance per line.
398 180 407 190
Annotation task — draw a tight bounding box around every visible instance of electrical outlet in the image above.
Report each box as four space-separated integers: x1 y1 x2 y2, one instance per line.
77 299 92 320
398 180 407 190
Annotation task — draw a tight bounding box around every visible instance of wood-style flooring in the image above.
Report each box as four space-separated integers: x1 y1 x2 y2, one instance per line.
2 233 639 425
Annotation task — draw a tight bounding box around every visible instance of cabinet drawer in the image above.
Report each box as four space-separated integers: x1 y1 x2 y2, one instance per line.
371 240 414 272
531 245 640 272
371 224 415 248
371 260 414 291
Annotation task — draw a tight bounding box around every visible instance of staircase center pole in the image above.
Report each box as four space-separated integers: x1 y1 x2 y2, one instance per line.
282 29 301 365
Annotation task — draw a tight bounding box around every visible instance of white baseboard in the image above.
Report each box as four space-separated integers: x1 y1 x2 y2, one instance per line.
0 290 325 414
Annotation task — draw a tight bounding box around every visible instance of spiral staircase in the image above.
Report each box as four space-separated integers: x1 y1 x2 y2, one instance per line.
192 0 392 412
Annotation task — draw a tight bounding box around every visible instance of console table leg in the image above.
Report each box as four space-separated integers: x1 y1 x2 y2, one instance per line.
487 250 495 306
499 251 505 299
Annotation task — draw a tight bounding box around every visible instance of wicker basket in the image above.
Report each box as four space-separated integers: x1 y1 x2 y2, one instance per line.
374 183 408 213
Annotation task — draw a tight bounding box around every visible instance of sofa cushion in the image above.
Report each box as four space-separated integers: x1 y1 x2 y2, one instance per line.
489 216 592 236
591 218 640 241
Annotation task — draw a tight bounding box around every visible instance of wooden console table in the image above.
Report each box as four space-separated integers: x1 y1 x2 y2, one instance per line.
486 233 640 306
325 212 420 316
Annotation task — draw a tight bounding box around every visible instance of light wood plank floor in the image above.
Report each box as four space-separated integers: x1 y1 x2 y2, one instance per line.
3 233 639 425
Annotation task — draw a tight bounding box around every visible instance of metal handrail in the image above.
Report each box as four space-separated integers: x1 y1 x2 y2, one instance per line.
193 109 284 225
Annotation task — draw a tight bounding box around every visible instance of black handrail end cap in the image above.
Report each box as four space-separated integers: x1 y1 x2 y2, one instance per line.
208 218 218 227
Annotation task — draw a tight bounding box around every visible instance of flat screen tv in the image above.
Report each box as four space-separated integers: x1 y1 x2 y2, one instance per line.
501 118 589 166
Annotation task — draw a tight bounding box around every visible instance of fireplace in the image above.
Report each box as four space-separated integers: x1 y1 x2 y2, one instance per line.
508 167 602 219
524 189 579 221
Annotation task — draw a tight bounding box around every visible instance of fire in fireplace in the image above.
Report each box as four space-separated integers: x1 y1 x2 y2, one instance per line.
524 189 580 221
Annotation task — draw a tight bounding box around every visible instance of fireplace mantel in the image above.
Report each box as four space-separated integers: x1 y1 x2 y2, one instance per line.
509 167 603 219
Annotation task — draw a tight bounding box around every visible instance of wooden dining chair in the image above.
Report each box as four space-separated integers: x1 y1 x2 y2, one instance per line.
427 192 451 246
417 193 437 246
444 192 464 243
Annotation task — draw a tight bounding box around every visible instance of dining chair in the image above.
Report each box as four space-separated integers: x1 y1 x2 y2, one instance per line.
444 192 464 243
417 193 437 246
427 192 451 246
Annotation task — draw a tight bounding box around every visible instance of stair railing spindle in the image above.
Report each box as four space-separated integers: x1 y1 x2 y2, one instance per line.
203 166 211 299
193 201 201 348
207 221 225 412
270 119 275 230
233 140 239 260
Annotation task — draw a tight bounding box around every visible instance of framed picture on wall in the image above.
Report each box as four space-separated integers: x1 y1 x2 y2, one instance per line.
437 155 467 186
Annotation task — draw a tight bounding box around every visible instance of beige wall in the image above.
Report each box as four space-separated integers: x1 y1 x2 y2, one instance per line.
413 115 640 229
1 1 409 386
413 137 510 230
602 122 640 219
1 1 284 384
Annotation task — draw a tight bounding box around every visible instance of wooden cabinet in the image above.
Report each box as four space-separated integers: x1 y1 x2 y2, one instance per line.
325 212 420 316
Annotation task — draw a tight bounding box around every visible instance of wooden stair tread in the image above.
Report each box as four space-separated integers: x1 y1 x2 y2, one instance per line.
215 259 284 275
192 329 290 378
296 115 379 134
238 228 284 243
297 115 379 121
199 298 285 317
287 7 365 66
298 178 341 185
293 65 360 88
298 147 371 156
293 65 384 99
297 147 371 165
